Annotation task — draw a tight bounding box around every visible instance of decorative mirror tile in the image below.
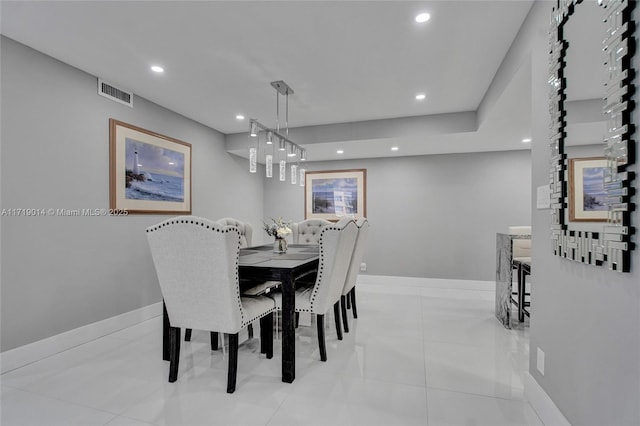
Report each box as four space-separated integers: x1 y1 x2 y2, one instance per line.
549 0 636 272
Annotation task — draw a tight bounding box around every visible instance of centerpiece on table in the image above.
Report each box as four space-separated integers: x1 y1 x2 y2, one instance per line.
263 217 292 253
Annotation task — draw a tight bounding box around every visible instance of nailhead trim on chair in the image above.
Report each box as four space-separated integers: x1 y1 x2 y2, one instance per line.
147 216 256 327
307 222 345 312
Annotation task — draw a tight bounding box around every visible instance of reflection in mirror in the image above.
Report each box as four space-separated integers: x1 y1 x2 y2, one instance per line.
549 0 636 272
563 1 608 232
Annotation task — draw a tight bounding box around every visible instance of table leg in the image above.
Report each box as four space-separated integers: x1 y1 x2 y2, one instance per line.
281 272 296 383
163 300 170 361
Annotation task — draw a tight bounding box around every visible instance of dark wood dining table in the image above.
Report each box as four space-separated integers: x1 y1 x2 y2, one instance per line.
162 243 319 384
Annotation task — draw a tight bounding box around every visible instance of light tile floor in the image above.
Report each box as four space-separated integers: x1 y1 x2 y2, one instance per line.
1 279 542 426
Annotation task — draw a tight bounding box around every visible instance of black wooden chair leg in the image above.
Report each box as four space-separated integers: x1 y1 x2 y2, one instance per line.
295 312 300 328
346 293 351 309
168 327 181 382
227 333 239 393
264 313 274 359
184 328 192 341
341 295 349 333
333 302 343 340
210 331 218 350
317 314 327 361
350 288 358 319
248 323 254 339
259 315 267 354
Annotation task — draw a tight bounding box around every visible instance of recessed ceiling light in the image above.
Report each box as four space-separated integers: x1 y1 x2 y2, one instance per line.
337 150 344 154
391 147 399 151
415 93 426 101
150 65 164 73
415 12 431 23
522 138 532 143
236 114 245 120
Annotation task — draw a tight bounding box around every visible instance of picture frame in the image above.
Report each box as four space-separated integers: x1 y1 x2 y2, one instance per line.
569 157 608 222
109 119 192 214
305 169 366 221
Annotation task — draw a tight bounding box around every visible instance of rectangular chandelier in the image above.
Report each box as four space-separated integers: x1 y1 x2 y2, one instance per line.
248 81 306 185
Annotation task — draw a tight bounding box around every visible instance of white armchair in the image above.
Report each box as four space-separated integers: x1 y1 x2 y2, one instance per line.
271 218 358 361
183 216 255 343
146 216 275 393
291 219 331 244
217 217 253 248
340 217 369 332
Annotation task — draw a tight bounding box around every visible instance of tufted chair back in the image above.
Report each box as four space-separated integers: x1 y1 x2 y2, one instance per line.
146 216 247 334
217 217 253 248
342 218 370 296
292 219 332 244
307 218 358 314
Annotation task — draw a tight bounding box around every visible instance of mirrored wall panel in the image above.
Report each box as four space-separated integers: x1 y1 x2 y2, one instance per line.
549 0 636 272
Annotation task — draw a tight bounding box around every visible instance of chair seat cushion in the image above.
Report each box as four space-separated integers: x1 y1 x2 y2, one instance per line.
240 296 276 328
240 281 282 297
269 287 316 313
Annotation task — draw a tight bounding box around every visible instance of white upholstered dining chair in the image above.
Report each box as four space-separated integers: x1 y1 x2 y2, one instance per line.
340 217 369 333
291 219 331 244
146 216 275 393
217 217 253 248
271 218 358 361
184 217 255 342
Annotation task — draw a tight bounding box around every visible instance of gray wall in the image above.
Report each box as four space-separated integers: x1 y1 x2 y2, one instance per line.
263 150 532 281
526 2 640 425
0 37 264 351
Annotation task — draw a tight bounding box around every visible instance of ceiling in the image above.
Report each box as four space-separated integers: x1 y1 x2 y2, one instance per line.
1 0 536 161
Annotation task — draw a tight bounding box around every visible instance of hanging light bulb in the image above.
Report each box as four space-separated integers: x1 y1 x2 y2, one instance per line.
299 168 306 186
287 144 297 157
249 148 257 173
266 131 273 144
266 154 273 178
279 138 286 151
249 121 258 137
248 131 258 173
300 149 307 161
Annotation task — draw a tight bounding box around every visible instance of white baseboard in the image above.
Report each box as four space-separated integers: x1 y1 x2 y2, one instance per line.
357 274 495 291
525 372 571 425
0 302 162 374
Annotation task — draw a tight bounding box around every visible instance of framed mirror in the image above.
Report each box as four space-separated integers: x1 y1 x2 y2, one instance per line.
549 0 636 272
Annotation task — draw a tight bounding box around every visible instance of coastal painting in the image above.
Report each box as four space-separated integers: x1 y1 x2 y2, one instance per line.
110 119 191 214
125 138 184 202
569 157 608 222
305 169 366 221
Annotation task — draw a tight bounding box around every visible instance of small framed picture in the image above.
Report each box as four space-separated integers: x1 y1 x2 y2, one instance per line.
305 169 366 221
569 157 608 222
109 119 192 214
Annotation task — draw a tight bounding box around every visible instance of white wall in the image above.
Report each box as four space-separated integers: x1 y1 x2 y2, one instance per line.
526 2 640 424
0 37 264 351
263 150 532 281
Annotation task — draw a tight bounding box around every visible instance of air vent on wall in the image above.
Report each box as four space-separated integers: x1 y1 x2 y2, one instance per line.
97 78 133 107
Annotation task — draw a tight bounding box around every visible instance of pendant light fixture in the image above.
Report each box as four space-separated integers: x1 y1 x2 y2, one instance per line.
248 81 307 181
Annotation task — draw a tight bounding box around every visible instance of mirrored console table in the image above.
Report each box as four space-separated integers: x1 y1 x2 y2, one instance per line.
495 233 531 328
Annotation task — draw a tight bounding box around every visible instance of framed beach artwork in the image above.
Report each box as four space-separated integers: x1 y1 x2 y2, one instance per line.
569 157 608 222
109 119 192 214
305 169 366 221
